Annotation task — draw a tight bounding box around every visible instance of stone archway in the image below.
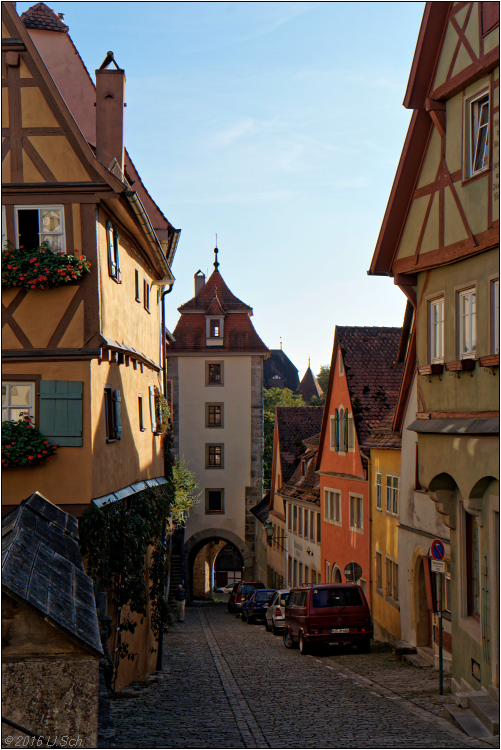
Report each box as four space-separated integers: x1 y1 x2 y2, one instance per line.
184 528 253 598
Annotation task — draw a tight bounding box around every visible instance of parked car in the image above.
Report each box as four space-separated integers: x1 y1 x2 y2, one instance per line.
265 589 290 634
228 581 265 613
241 588 276 624
214 583 236 594
283 583 373 655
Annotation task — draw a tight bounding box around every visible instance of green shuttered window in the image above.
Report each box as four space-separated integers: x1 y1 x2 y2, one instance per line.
38 380 83 447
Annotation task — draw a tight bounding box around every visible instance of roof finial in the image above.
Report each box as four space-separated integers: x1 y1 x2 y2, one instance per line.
214 234 219 271
308 356 311 369
280 337 282 350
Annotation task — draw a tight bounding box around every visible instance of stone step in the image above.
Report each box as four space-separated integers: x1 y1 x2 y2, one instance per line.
487 685 499 704
392 640 417 658
443 704 492 738
468 694 500 735
402 652 433 669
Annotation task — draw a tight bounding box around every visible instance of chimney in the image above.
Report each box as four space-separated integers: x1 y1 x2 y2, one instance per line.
194 270 205 296
95 65 125 172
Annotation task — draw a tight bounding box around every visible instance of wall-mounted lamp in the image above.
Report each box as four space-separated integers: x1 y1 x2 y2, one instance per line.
264 522 287 551
306 548 314 557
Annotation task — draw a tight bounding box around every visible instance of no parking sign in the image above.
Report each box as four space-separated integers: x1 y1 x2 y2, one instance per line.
431 539 445 572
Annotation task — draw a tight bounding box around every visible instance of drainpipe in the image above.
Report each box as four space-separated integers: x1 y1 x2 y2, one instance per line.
161 284 174 395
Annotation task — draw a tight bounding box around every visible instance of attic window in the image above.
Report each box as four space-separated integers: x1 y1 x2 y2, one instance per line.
210 319 221 337
206 317 224 346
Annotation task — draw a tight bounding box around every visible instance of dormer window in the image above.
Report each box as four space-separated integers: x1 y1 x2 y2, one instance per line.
206 316 224 346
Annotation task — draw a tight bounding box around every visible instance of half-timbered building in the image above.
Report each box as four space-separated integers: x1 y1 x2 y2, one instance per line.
369 2 499 693
2 2 179 687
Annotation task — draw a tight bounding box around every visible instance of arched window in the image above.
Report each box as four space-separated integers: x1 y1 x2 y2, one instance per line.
334 409 339 450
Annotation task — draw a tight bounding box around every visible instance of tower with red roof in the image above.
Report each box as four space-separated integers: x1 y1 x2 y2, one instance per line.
167 249 269 593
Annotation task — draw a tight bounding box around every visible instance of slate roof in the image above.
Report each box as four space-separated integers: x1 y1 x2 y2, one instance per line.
337 326 404 447
278 434 320 506
263 349 300 391
295 367 323 404
20 2 68 32
169 269 268 354
250 492 271 524
2 492 102 656
276 407 324 484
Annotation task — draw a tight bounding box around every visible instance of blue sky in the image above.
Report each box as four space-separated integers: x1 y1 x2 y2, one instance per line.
18 1 426 377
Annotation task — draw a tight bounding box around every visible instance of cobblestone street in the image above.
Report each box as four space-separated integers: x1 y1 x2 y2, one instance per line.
104 603 496 749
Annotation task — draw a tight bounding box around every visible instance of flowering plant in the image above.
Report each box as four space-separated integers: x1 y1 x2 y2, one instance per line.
2 413 57 468
2 242 91 291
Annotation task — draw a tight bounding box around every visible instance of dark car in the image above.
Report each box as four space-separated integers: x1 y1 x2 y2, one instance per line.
228 581 265 613
241 588 276 624
283 583 373 654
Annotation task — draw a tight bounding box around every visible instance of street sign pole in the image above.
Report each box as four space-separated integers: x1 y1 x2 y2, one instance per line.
438 572 443 695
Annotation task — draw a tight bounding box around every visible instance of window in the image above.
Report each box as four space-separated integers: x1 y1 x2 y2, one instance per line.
339 408 345 451
143 279 150 312
464 89 490 179
316 513 321 542
492 279 499 354
324 489 341 524
386 559 398 602
288 556 293 586
106 220 121 282
138 395 145 431
293 559 298 587
429 297 444 362
349 494 363 531
15 206 65 253
305 565 309 584
444 561 451 614
2 381 35 422
304 509 309 539
298 507 303 536
376 472 383 511
135 269 140 302
104 386 122 441
210 319 222 337
206 362 224 386
375 551 383 592
288 503 292 531
330 410 339 450
466 511 480 618
458 288 476 358
299 562 303 585
206 403 223 428
293 505 298 534
206 443 224 468
310 510 315 541
386 475 399 516
347 413 355 451
205 489 224 514
149 386 159 433
325 561 331 583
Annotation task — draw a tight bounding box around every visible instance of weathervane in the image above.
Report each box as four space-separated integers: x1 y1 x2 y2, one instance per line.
214 234 219 271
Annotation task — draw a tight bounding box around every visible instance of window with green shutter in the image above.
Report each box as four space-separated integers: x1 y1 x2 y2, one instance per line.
38 380 83 447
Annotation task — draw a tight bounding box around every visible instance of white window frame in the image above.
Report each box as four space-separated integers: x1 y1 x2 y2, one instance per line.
325 560 331 584
206 316 224 344
324 488 342 525
429 296 445 363
376 472 383 511
310 510 315 541
458 287 477 359
385 475 399 516
298 507 303 536
491 278 499 355
349 494 363 532
2 381 35 422
15 205 65 253
386 558 399 602
464 87 490 180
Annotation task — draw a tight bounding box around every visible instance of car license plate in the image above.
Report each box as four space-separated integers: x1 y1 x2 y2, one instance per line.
330 628 349 634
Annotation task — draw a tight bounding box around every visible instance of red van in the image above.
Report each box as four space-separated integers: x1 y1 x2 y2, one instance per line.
283 583 373 654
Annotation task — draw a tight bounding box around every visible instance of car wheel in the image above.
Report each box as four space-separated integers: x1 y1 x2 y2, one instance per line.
283 628 294 649
242 610 247 622
357 638 371 653
299 632 310 655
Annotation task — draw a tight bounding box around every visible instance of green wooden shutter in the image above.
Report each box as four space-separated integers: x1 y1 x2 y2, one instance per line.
38 381 83 447
334 409 339 451
343 411 349 452
113 389 122 439
113 229 121 282
107 221 116 278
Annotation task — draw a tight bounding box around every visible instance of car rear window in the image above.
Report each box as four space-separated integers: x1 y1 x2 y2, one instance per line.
241 584 257 594
312 587 363 608
255 591 274 602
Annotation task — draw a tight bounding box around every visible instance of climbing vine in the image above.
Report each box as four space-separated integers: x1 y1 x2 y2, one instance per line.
79 418 202 685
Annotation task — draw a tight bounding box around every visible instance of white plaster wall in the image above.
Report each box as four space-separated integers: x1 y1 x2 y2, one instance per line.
178 355 252 544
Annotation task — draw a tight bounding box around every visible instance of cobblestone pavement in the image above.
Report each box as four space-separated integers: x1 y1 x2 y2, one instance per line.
105 602 497 749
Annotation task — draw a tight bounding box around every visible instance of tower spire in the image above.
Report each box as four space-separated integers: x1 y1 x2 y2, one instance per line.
214 234 219 271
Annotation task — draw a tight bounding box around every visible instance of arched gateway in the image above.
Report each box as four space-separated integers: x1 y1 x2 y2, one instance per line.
184 529 253 598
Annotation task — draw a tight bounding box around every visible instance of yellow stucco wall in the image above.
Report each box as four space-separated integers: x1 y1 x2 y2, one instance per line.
370 448 401 641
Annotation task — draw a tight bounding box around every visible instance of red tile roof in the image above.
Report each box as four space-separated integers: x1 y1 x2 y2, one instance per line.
295 367 323 404
20 2 68 32
364 413 402 450
276 407 324 484
278 435 320 506
337 326 403 447
168 269 268 354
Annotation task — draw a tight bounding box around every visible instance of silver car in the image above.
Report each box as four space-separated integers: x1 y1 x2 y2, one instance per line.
265 589 290 634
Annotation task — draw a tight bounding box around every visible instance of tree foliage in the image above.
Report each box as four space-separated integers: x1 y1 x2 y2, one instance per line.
316 364 330 393
262 387 304 490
